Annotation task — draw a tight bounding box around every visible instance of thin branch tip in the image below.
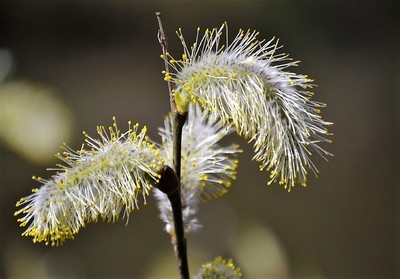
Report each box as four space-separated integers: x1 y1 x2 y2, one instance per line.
156 12 176 112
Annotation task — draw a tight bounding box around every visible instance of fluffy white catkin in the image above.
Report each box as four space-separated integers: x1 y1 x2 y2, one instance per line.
15 120 163 246
165 23 332 192
154 104 241 234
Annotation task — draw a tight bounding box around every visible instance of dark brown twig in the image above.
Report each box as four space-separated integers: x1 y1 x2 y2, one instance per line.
156 11 176 113
156 12 189 279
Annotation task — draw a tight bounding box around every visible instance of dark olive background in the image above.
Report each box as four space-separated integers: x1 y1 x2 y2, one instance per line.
0 1 398 278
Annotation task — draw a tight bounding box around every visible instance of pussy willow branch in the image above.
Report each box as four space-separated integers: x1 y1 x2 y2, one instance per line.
156 12 190 279
156 12 176 113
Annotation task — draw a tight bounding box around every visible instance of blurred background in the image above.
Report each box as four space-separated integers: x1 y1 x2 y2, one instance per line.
0 1 398 278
